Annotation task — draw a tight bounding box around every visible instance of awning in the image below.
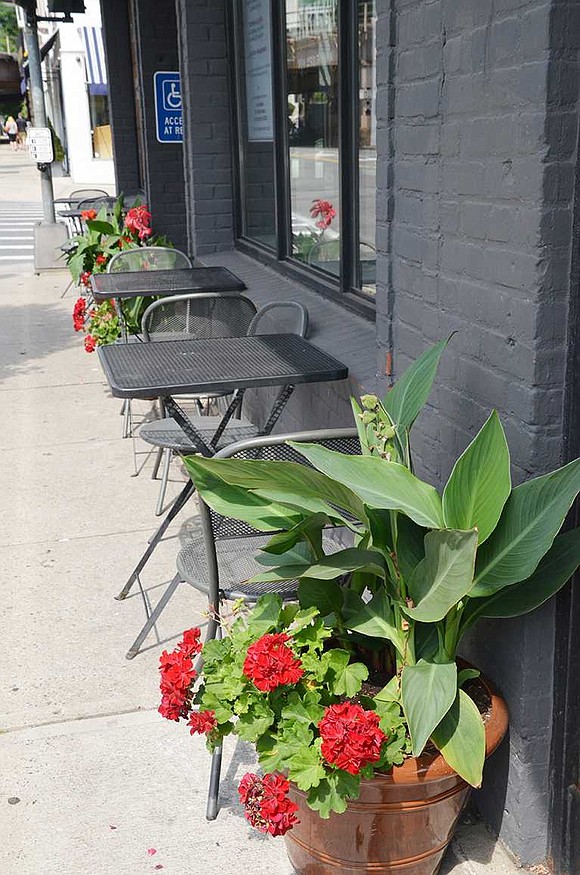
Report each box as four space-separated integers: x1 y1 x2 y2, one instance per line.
80 26 107 96
22 29 60 75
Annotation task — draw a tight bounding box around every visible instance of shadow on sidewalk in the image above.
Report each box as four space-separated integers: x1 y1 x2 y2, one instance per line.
0 299 76 385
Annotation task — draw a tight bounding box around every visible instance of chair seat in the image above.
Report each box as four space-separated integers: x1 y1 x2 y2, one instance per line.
176 532 343 601
139 414 259 452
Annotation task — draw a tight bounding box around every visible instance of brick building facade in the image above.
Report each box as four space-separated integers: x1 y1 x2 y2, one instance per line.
98 1 580 871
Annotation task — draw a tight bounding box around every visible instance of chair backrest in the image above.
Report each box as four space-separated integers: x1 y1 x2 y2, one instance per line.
141 292 258 341
107 246 193 273
199 428 361 544
68 188 109 203
247 301 308 338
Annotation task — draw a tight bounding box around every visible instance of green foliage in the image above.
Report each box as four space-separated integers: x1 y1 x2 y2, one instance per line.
195 597 408 817
185 337 580 789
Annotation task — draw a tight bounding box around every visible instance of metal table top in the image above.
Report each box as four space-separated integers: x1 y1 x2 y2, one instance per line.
91 267 246 300
98 334 348 399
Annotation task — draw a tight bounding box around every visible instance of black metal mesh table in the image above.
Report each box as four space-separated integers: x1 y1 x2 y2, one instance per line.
91 267 246 300
98 334 347 399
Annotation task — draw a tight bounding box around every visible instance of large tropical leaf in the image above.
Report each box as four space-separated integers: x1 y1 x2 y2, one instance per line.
343 589 406 656
401 660 457 757
247 547 387 584
382 337 450 429
396 515 427 581
404 529 478 622
289 444 444 529
442 411 511 544
182 457 302 531
298 578 344 617
185 456 366 524
431 689 486 787
471 458 580 596
460 529 580 634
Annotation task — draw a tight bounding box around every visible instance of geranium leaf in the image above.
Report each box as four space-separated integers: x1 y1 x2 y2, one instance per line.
332 661 369 698
236 702 275 742
405 529 478 622
307 771 360 818
443 411 511 544
286 744 326 791
256 734 285 773
401 660 457 756
431 690 485 788
282 692 325 726
245 593 283 635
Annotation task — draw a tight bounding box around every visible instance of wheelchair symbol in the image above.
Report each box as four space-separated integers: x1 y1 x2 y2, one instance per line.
162 80 182 111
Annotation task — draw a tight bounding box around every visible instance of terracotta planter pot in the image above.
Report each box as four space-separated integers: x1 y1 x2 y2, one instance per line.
285 675 508 875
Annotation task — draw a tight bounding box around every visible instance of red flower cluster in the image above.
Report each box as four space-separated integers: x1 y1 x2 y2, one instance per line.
318 702 386 775
72 297 86 332
243 632 304 692
238 773 299 836
81 209 97 221
95 253 107 266
158 628 203 722
84 334 96 353
125 205 153 241
310 198 336 230
80 270 92 287
188 709 217 736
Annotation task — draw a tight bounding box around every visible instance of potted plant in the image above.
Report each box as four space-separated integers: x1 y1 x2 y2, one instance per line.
159 339 580 875
67 195 173 352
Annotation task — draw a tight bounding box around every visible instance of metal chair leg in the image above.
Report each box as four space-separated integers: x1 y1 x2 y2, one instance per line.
115 480 195 601
125 573 181 659
151 447 164 480
155 448 172 516
122 398 132 438
206 746 223 820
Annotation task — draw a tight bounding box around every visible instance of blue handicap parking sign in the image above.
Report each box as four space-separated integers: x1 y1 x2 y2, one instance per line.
154 72 183 143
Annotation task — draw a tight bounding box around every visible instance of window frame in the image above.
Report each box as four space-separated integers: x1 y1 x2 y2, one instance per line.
228 0 376 313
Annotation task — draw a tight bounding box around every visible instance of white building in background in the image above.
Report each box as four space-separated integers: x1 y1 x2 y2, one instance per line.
31 0 114 184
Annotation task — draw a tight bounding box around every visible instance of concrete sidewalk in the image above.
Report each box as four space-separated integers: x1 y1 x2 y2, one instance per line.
0 166 525 874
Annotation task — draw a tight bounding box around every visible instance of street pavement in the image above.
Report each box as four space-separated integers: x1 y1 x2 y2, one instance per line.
0 153 525 874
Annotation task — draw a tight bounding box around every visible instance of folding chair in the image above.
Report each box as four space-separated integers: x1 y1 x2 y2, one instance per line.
124 427 361 820
140 292 260 514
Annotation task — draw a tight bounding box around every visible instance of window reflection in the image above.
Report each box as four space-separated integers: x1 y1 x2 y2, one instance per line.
358 0 376 293
286 0 340 277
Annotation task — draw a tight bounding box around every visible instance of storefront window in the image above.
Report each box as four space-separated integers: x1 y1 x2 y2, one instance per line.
232 0 377 302
358 0 376 293
88 93 112 160
286 0 340 277
235 0 277 250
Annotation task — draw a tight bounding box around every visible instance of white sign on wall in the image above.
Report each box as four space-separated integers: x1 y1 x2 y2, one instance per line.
27 128 54 164
243 0 274 142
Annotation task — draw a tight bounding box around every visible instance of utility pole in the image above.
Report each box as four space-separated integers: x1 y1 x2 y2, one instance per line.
21 1 56 223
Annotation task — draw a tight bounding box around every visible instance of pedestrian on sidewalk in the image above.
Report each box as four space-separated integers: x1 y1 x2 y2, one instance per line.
4 116 18 151
16 113 28 150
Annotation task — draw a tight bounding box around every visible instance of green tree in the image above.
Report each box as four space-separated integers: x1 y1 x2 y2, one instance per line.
0 3 19 54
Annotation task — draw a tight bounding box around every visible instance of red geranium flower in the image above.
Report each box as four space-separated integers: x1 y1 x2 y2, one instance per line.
238 773 299 836
188 709 217 736
318 702 386 775
84 334 97 353
72 297 86 331
178 627 203 657
310 198 336 230
125 205 152 238
243 632 304 692
81 209 97 221
95 253 107 266
80 270 92 287
158 641 197 723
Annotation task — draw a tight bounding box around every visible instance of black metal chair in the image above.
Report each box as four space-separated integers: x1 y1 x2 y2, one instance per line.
124 427 361 820
139 292 260 514
138 300 309 515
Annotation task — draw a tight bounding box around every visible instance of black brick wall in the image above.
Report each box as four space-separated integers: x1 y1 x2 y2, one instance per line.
130 0 187 250
100 0 140 194
176 0 235 257
375 0 580 864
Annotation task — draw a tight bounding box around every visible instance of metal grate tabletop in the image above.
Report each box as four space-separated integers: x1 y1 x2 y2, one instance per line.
98 333 348 399
91 268 246 300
